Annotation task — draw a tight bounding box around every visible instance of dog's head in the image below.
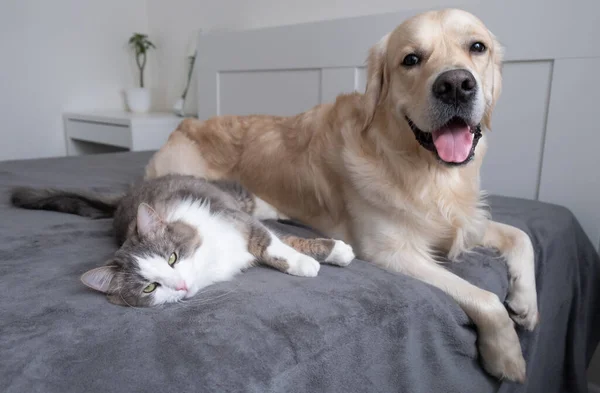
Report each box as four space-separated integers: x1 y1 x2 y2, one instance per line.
364 9 503 166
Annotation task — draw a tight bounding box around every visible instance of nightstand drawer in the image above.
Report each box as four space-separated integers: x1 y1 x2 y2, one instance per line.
65 119 131 149
63 111 182 156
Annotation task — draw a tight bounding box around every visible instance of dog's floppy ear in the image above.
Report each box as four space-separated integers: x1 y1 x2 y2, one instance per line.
363 33 390 128
482 33 504 131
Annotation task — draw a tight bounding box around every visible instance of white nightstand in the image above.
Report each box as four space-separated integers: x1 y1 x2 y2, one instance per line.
63 111 184 156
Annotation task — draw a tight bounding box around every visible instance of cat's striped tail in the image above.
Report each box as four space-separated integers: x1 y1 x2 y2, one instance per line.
10 187 122 219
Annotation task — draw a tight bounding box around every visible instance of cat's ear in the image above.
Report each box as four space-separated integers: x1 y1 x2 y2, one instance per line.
80 265 116 294
136 203 163 237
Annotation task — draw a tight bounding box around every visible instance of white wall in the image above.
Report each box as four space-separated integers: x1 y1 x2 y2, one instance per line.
0 0 481 161
146 0 478 115
0 0 150 161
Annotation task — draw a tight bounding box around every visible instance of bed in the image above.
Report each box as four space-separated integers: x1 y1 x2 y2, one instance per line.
1 150 599 393
3 2 600 392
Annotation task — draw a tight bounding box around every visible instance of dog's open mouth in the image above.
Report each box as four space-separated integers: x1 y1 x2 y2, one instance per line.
406 116 482 166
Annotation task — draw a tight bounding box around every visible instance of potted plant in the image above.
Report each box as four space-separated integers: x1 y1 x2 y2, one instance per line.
126 33 155 113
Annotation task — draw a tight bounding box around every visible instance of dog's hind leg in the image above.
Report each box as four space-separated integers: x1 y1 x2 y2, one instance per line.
146 117 246 180
145 116 243 181
145 130 214 179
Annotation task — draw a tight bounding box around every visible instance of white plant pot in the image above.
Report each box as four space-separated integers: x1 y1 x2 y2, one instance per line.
125 88 151 113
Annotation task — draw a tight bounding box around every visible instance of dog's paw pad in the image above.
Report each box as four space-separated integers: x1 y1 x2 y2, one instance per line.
506 285 539 331
507 301 539 331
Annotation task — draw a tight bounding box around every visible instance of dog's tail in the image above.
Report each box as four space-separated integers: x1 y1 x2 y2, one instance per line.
10 187 122 219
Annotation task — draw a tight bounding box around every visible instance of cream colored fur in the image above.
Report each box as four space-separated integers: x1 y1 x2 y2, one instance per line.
145 9 539 382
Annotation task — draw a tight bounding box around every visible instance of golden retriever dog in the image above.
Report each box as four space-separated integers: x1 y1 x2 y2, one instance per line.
145 9 538 382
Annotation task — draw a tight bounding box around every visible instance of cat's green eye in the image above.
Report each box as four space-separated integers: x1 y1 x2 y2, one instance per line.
168 252 178 267
143 282 158 293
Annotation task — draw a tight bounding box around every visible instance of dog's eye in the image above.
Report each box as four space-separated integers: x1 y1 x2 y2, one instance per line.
402 54 420 67
470 42 486 53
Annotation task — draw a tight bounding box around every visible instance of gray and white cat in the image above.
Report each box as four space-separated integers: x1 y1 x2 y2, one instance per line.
11 174 354 307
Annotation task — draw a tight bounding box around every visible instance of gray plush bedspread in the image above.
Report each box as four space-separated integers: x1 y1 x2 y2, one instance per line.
1 151 599 393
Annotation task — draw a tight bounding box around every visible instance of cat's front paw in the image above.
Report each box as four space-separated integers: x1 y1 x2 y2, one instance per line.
324 240 355 266
277 211 290 220
286 254 320 277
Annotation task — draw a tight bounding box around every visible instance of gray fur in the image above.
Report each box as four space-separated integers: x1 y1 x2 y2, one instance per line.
104 218 202 307
11 174 350 307
11 187 119 218
113 175 248 244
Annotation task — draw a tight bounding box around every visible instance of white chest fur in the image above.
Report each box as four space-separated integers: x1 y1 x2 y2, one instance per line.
167 200 255 294
343 150 488 260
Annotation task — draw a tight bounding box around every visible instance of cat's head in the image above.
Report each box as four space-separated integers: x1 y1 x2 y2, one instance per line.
80 203 202 307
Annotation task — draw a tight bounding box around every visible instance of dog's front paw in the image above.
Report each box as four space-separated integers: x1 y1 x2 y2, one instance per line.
504 230 539 331
506 287 539 331
479 323 526 383
325 240 355 266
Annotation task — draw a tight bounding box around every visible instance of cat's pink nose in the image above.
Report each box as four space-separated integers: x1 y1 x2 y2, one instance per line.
176 282 188 291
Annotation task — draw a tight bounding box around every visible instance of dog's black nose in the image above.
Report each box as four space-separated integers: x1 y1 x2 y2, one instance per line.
432 69 477 105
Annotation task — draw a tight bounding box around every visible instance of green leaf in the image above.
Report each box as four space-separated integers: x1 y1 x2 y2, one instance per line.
128 33 155 55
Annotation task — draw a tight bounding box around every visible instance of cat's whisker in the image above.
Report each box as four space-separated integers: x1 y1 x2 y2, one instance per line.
176 285 241 308
117 289 143 310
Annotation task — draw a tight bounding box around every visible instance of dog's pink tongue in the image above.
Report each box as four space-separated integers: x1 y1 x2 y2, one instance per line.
432 123 474 163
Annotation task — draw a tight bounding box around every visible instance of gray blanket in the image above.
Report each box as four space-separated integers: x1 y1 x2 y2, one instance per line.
1 151 599 393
